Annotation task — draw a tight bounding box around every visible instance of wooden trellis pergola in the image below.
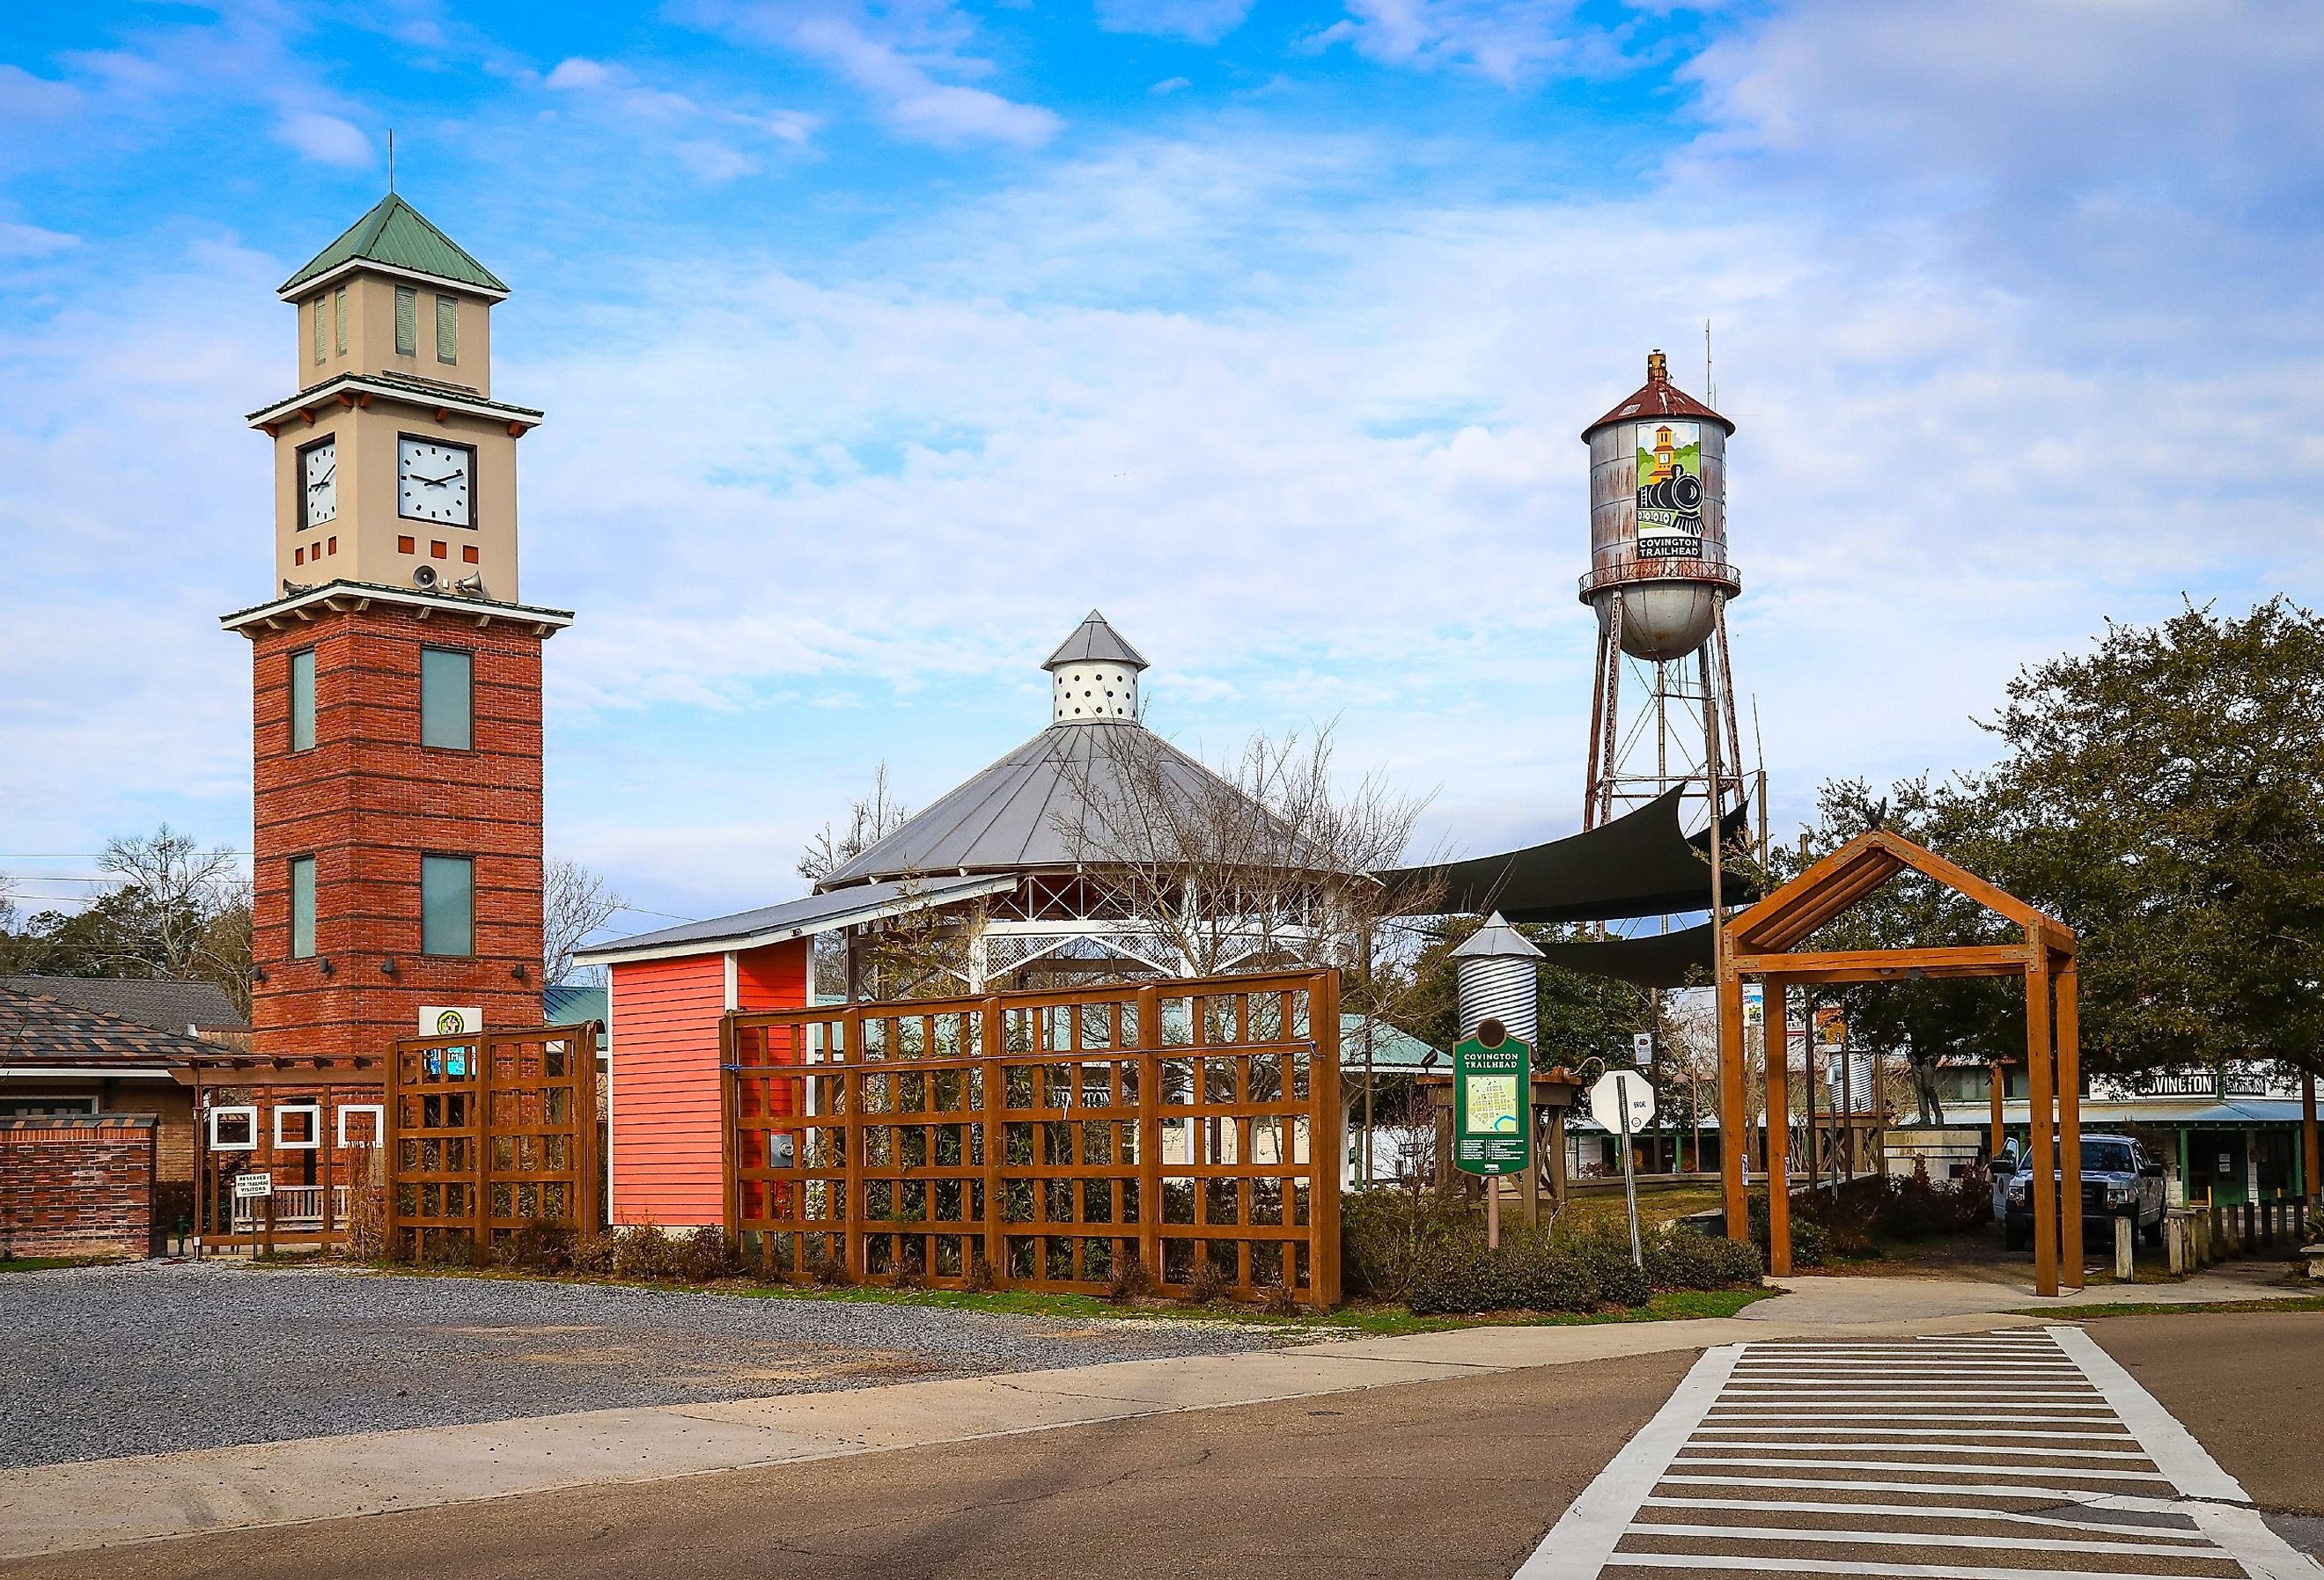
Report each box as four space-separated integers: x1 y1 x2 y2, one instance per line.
1717 829 2086 1297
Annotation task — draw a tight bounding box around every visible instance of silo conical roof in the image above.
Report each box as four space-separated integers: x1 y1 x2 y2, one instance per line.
1449 911 1546 959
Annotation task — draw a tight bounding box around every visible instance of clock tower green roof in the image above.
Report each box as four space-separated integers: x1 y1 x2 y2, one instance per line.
278 192 508 297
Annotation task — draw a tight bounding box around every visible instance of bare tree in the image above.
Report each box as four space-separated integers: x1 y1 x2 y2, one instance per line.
798 765 917 999
1056 721 1434 979
543 857 625 986
98 827 241 979
798 763 910 884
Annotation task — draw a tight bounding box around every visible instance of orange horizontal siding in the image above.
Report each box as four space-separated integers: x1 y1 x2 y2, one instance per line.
607 942 809 1226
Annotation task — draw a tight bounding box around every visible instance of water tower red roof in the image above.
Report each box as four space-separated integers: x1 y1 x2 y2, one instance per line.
1582 349 1734 439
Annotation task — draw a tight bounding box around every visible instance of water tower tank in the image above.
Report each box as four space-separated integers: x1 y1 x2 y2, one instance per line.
1579 350 1739 662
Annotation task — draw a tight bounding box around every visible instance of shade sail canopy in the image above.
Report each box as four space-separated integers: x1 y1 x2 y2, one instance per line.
1535 922 1716 988
1377 789 1756 926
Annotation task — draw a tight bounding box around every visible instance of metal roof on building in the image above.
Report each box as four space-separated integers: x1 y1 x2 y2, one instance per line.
1044 610 1148 670
577 874 1017 966
818 719 1330 890
278 192 508 296
1341 1016 1445 1071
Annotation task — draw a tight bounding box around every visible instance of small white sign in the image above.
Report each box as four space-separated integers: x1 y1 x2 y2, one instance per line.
1588 1069 1657 1134
232 1172 275 1199
420 1005 482 1036
1630 1033 1653 1064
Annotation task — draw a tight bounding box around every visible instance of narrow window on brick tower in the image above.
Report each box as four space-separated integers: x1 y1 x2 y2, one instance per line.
290 649 316 752
420 648 474 751
290 856 317 959
422 856 474 958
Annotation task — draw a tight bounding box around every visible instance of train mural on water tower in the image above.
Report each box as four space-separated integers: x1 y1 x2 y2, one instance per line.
1579 349 1750 837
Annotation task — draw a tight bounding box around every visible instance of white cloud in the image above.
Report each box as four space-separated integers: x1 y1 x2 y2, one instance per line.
1150 76 1193 95
673 139 756 181
689 2 1062 148
272 111 373 167
545 56 615 91
1096 0 1253 45
1306 0 1619 85
0 222 78 258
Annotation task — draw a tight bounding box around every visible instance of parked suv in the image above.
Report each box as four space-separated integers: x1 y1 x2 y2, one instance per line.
1996 1134 2165 1251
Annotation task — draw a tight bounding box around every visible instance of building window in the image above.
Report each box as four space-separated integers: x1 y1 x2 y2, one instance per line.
334 286 348 356
435 294 459 364
290 856 317 959
210 1106 258 1150
420 647 473 750
275 1104 322 1150
290 649 316 752
394 286 417 355
312 295 326 364
422 856 474 958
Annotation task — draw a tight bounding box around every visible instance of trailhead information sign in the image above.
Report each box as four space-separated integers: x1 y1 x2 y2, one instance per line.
1452 1025 1533 1177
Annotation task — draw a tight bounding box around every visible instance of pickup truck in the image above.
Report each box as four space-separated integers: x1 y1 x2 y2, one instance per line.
1994 1133 2166 1252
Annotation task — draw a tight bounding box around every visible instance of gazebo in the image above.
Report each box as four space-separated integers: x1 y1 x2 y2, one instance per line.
1717 829 2086 1297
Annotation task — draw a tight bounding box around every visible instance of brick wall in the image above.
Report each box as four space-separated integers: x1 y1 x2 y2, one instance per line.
0 1116 156 1257
245 602 546 1062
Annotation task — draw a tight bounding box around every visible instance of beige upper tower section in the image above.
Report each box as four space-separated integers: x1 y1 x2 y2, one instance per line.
247 193 541 605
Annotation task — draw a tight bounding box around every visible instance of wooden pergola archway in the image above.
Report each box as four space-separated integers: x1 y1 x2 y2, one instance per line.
1717 829 2086 1297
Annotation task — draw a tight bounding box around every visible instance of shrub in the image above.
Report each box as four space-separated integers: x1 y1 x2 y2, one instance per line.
613 1222 688 1282
680 1225 740 1282
1186 1250 1231 1304
807 1246 854 1287
1404 1229 1604 1317
1748 1191 1835 1267
570 1230 618 1275
1340 1187 1474 1302
1107 1253 1158 1304
1646 1228 1763 1290
1261 1276 1303 1317
498 1219 576 1274
964 1251 996 1292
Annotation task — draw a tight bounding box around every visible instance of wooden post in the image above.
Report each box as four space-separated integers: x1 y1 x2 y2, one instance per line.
1764 975 1791 1276
2025 932 2059 1299
984 998 1009 1284
1717 962 1748 1245
1989 1062 2006 1162
2304 1070 2320 1206
1313 970 1343 1308
2056 953 2085 1290
321 1093 337 1246
1133 987 1159 1284
843 1008 864 1282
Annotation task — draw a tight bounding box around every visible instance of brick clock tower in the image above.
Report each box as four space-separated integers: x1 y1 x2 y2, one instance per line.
223 192 571 1061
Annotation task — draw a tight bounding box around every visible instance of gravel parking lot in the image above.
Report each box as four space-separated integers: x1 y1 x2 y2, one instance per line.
0 1261 1291 1470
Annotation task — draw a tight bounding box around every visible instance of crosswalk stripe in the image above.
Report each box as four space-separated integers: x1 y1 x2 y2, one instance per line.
1514 1328 2313 1580
1636 1495 2215 1538
1622 1521 2231 1557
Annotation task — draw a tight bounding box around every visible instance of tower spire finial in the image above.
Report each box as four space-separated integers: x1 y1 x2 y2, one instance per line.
387 128 395 193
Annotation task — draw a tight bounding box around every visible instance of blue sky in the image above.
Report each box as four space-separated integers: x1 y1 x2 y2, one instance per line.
4 1 2320 945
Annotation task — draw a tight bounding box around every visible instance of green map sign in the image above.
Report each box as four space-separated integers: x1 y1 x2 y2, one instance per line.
1452 1030 1533 1177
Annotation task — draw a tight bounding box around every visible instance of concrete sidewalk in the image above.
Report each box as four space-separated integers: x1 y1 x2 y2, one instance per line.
3 1266 2305 1563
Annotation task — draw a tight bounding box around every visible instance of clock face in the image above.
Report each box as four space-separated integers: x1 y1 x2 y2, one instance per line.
398 437 474 525
301 437 337 527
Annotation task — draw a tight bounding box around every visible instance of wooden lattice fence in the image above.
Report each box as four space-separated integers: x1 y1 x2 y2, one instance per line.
723 970 1342 1306
386 1021 600 1261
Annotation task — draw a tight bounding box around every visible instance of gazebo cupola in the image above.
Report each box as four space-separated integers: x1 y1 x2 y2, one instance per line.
1045 609 1146 722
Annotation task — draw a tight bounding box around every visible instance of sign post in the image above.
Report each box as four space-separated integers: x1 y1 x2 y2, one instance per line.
1589 1069 1658 1268
1452 1019 1534 1250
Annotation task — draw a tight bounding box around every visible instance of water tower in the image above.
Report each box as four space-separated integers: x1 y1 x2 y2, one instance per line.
1578 349 1747 834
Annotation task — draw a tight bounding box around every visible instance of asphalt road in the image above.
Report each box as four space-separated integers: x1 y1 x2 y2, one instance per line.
0 1348 1697 1580
12 1312 2320 1580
